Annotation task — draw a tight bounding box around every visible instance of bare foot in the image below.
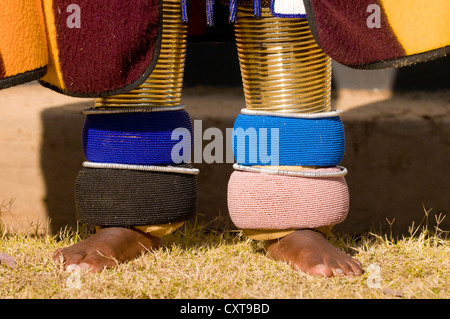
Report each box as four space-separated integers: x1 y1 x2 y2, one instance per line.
264 229 363 277
53 227 161 272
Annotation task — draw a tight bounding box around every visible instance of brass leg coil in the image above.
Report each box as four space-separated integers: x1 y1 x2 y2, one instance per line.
234 7 332 113
95 0 187 108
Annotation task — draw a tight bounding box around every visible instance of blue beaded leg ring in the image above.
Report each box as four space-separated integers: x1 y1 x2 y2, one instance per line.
232 111 345 167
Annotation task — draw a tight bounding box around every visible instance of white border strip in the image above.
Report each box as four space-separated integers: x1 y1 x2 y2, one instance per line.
240 109 343 119
82 105 185 115
82 161 200 175
272 0 307 17
233 164 347 178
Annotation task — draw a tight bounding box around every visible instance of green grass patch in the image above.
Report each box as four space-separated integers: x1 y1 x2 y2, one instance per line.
0 210 448 299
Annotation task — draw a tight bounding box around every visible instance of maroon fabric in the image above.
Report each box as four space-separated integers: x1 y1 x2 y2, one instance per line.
0 54 5 80
188 0 207 36
49 0 161 96
306 0 405 67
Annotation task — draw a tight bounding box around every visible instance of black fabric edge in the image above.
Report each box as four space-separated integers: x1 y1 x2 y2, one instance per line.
0 66 47 90
38 0 164 98
303 0 449 70
349 46 450 70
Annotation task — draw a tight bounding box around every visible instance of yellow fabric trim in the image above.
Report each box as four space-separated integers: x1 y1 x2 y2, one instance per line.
381 0 450 55
0 0 47 77
41 0 65 89
134 222 184 237
94 222 184 238
243 226 333 241
243 229 296 241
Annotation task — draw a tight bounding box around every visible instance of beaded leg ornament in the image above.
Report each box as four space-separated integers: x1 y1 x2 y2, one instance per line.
75 0 197 233
228 5 347 240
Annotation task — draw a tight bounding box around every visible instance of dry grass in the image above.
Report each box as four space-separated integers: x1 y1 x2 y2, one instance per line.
0 209 448 299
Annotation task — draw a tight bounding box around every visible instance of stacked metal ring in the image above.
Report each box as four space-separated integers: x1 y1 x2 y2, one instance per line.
234 7 332 113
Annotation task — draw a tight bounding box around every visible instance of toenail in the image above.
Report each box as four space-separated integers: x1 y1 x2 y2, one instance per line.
66 264 80 273
78 262 93 271
310 264 332 277
335 268 344 275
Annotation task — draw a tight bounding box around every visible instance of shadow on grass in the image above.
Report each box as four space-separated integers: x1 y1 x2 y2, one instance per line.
161 214 246 252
